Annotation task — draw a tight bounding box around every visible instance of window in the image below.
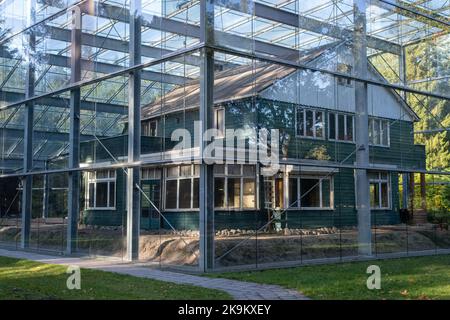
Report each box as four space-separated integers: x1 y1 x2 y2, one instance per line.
337 63 352 86
329 112 354 142
214 164 256 210
369 118 389 146
288 175 333 209
214 108 225 138
164 165 199 210
296 107 324 139
86 170 116 209
369 172 390 209
142 120 158 137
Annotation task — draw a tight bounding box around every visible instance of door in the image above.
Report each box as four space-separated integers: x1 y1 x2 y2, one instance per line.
141 180 161 230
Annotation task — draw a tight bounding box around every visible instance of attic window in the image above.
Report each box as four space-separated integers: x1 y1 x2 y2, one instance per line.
337 63 352 86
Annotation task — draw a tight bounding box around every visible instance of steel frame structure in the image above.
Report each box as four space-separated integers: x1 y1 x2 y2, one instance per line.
0 0 448 271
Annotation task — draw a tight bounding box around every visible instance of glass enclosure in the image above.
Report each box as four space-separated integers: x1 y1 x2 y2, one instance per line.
0 0 448 271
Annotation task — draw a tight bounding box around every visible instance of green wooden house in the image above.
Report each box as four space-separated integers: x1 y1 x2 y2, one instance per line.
78 43 425 231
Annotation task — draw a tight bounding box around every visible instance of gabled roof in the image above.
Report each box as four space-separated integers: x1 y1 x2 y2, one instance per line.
141 43 336 120
141 42 419 122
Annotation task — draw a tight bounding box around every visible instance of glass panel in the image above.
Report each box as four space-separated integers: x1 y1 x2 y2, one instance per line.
315 111 324 138
227 178 241 208
179 179 191 209
214 178 225 207
288 178 298 207
338 114 345 140
192 178 199 209
305 110 314 137
95 182 108 207
242 178 255 209
300 179 320 207
165 180 177 209
347 115 353 141
329 113 336 140
297 109 304 136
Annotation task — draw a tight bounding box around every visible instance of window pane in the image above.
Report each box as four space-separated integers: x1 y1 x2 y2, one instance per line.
149 121 157 136
214 178 225 207
192 178 199 208
214 164 225 175
243 165 255 177
373 119 381 145
88 183 95 208
315 111 324 138
165 180 177 209
167 166 179 178
322 179 330 207
369 119 374 144
346 115 353 141
370 183 379 208
288 178 298 207
381 182 388 208
179 179 192 209
338 114 345 140
109 182 115 207
329 113 336 140
97 170 108 179
193 165 200 176
381 120 388 146
180 165 192 177
96 182 108 207
300 179 320 207
215 108 225 137
297 109 304 136
227 178 241 208
242 178 255 208
306 110 314 137
275 178 283 208
228 164 241 176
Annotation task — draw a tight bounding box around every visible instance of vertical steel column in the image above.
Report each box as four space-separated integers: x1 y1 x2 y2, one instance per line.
42 162 49 219
21 0 36 248
126 0 142 261
353 0 372 256
67 6 82 254
199 0 215 271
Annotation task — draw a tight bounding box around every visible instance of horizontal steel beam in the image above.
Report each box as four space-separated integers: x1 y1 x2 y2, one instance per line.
0 90 128 114
0 45 190 85
0 127 98 141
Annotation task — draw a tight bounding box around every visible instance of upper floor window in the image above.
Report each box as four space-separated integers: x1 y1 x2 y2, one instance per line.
288 175 333 209
296 107 324 139
165 164 199 210
142 120 158 137
337 63 352 86
369 118 389 147
329 112 354 142
214 164 256 210
213 108 225 138
86 170 116 209
369 172 390 209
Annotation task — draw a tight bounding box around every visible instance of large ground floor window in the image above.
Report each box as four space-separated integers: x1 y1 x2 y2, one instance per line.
86 170 116 209
214 164 257 210
369 171 390 209
288 175 333 209
164 164 199 210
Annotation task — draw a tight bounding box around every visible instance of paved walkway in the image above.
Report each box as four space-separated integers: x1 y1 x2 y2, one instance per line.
0 248 308 300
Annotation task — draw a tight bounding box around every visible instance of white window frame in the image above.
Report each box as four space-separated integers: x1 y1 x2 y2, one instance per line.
142 119 158 137
295 107 325 140
369 118 390 147
214 164 258 211
86 170 116 210
213 107 225 138
369 171 391 210
287 175 334 210
163 164 199 211
328 112 355 143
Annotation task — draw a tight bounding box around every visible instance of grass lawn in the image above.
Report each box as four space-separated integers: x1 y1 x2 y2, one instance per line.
212 255 450 300
0 256 231 300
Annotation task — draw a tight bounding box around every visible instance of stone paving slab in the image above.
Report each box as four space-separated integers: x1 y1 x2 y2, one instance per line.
0 248 308 300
